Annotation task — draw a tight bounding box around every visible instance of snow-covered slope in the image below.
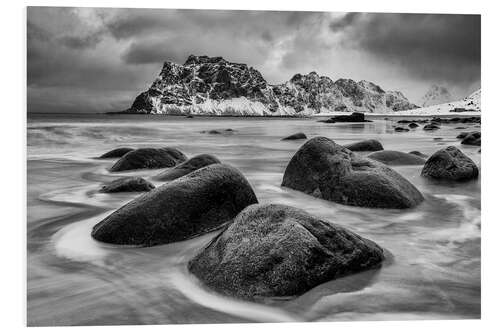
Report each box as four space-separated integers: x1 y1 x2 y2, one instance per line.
419 85 453 107
396 89 481 116
125 55 418 116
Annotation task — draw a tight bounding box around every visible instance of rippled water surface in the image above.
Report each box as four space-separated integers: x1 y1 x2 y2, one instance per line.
27 113 481 326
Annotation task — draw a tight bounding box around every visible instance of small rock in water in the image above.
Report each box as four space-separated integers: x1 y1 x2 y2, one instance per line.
282 132 307 140
344 139 384 151
92 164 258 246
408 122 419 128
394 127 409 132
188 203 384 300
319 112 371 123
186 115 194 118
282 137 423 208
110 147 187 172
421 146 479 181
153 154 221 181
100 177 155 193
367 150 426 165
423 124 440 131
99 147 134 159
461 132 481 146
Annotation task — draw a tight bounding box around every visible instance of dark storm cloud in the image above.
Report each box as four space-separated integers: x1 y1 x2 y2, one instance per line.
330 13 481 84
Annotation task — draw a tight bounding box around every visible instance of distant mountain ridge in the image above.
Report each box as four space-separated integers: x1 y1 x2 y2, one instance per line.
419 85 454 107
127 55 418 116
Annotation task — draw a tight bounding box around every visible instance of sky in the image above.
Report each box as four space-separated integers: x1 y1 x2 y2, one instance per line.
27 7 481 113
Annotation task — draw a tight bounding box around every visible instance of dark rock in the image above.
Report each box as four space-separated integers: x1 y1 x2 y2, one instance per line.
92 164 258 246
153 154 221 181
423 124 440 131
186 115 194 118
433 137 443 141
99 147 134 159
99 177 155 193
409 151 428 158
319 112 372 123
408 122 419 128
461 132 481 146
282 132 307 140
455 127 467 129
394 127 409 132
344 139 384 152
109 147 187 172
367 150 426 165
421 146 479 181
188 203 384 300
457 132 470 139
282 137 423 208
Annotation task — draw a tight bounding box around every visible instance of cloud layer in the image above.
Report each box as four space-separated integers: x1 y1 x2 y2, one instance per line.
27 7 480 113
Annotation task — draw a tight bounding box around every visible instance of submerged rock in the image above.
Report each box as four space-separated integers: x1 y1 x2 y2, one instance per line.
153 154 221 181
367 150 426 165
408 122 419 128
282 137 423 208
92 164 258 246
344 139 384 152
421 146 479 181
423 124 440 131
461 132 481 146
109 147 187 172
99 147 134 159
282 132 307 140
188 203 384 300
99 177 155 193
394 127 409 132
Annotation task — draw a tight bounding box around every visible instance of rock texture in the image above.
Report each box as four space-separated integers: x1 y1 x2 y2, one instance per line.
99 177 155 193
153 154 221 181
282 137 424 208
421 146 479 181
99 147 134 159
109 147 187 172
92 164 258 246
188 203 384 300
344 139 384 152
124 55 417 116
367 150 426 165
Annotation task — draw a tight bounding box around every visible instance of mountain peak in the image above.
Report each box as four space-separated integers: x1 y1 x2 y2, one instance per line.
183 55 228 66
419 84 453 107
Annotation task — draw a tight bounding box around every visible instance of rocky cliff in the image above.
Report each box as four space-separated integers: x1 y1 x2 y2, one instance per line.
126 55 418 116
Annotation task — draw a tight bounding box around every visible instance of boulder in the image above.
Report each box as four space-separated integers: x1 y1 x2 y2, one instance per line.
153 154 221 181
282 137 424 208
367 150 426 165
408 122 419 128
409 151 428 158
109 147 187 172
319 112 372 123
188 203 384 300
394 127 409 132
457 132 469 139
99 177 155 193
423 124 440 131
99 147 134 159
92 164 258 246
461 132 481 146
344 139 384 152
282 132 307 141
421 146 479 181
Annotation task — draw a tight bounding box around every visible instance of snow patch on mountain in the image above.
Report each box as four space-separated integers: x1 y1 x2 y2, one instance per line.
396 89 481 116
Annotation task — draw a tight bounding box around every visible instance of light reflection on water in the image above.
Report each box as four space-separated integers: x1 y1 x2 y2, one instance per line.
27 114 480 326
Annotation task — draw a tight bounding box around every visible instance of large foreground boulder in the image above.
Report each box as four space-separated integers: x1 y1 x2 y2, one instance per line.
282 137 423 208
344 139 383 152
282 132 307 141
367 150 426 165
421 146 479 181
153 154 221 181
188 203 384 300
109 147 187 172
99 177 155 193
92 164 258 246
99 147 134 159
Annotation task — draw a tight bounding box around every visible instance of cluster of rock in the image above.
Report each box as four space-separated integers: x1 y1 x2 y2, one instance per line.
92 126 479 300
124 55 417 116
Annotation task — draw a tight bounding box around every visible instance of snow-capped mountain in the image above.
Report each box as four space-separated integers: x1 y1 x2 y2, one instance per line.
419 85 453 107
126 55 418 116
396 89 481 116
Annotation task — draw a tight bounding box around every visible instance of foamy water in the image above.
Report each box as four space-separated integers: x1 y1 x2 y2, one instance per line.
27 113 481 325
